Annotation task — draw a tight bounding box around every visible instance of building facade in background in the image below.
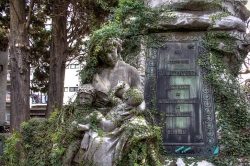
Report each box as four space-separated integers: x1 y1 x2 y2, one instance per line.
0 51 8 127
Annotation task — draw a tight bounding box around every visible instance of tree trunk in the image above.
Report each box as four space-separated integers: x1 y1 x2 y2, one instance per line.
46 1 68 117
9 0 30 131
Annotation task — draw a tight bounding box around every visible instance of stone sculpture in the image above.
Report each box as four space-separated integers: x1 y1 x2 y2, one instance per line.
78 84 96 106
62 84 97 166
74 83 145 165
64 38 159 166
91 38 144 109
77 82 144 150
78 82 143 130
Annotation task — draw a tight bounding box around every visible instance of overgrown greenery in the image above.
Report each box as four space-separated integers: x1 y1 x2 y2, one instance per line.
29 0 118 93
2 100 162 165
2 0 250 165
81 0 177 83
2 104 95 166
198 31 250 165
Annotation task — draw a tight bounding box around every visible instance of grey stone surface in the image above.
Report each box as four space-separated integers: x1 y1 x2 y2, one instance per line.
213 15 246 31
144 0 250 31
0 51 8 125
144 0 248 13
158 11 247 32
137 36 147 87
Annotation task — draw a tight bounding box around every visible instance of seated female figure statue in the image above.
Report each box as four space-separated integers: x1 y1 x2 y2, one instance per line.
77 81 143 150
73 83 151 166
72 38 159 166
91 38 144 109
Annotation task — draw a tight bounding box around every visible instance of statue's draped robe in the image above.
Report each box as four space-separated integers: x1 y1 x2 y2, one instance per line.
75 115 152 166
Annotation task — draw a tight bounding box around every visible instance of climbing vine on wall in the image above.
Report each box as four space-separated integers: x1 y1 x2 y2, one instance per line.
197 31 250 165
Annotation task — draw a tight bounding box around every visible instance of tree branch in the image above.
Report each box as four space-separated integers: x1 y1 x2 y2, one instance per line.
239 70 250 74
25 0 35 30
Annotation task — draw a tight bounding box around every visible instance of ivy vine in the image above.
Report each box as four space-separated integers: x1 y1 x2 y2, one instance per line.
197 31 250 165
2 0 250 166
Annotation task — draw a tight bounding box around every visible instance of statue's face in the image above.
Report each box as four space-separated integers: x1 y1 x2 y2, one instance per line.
106 47 118 66
79 93 94 105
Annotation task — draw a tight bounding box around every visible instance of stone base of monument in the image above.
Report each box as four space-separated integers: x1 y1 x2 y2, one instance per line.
164 158 214 166
176 158 214 166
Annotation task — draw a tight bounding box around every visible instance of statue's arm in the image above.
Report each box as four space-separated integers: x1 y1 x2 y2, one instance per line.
129 67 143 89
129 67 146 112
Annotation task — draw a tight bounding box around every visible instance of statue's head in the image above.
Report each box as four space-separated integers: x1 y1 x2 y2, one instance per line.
123 87 144 107
99 38 123 66
78 84 96 105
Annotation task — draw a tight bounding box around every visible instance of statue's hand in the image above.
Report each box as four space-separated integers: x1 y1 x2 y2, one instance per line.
81 142 89 151
138 101 146 112
77 124 90 131
67 121 78 133
117 81 126 89
121 111 131 116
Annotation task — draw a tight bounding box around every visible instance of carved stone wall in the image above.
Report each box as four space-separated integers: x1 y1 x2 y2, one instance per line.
144 0 249 24
137 0 250 83
142 0 250 157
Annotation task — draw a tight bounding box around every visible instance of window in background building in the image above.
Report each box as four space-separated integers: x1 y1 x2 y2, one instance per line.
7 70 11 81
66 65 69 69
64 87 68 92
41 95 48 103
6 92 10 102
70 64 79 69
69 87 78 92
5 114 10 121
